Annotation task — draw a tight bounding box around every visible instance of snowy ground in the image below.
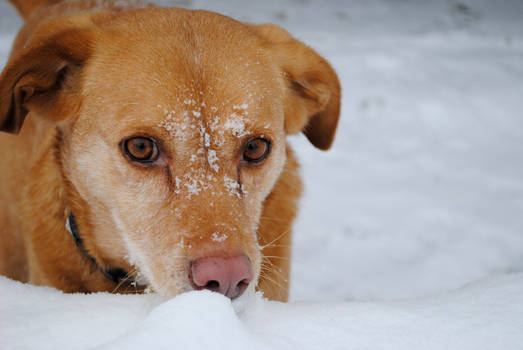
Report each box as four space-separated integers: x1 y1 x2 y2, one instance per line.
2 274 523 350
1 0 523 348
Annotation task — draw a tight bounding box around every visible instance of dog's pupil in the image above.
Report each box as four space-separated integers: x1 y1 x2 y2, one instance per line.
133 140 149 156
248 141 258 153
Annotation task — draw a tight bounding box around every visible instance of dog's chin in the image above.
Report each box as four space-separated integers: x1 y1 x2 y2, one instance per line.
134 270 151 287
151 281 194 299
134 268 191 298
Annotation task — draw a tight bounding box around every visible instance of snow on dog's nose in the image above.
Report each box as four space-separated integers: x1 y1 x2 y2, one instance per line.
190 255 253 299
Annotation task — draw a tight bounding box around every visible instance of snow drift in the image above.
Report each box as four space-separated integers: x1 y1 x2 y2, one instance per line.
1 274 522 350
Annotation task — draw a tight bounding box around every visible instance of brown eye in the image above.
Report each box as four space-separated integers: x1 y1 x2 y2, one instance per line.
243 138 270 163
122 137 159 163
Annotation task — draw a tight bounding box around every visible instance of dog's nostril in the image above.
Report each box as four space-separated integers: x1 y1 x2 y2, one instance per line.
234 279 250 296
205 280 220 291
238 279 249 288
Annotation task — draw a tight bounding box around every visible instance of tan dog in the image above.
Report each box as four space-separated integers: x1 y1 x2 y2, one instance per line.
0 0 340 301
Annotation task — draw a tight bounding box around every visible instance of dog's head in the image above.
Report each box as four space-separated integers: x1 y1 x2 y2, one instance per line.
0 8 340 298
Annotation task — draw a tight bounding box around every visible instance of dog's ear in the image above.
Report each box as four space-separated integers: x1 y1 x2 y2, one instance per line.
0 23 95 134
252 24 341 150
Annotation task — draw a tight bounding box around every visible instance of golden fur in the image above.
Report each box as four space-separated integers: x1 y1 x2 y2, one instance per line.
0 0 340 301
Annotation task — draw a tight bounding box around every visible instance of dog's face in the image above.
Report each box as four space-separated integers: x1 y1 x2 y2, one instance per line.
64 14 288 296
0 8 340 298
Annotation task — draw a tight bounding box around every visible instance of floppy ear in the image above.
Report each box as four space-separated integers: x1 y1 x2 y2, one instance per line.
252 24 341 150
0 26 94 134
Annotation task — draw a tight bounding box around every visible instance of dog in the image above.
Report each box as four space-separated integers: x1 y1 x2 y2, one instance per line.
0 0 340 301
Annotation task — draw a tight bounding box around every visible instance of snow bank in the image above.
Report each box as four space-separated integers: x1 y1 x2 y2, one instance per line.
1 274 522 350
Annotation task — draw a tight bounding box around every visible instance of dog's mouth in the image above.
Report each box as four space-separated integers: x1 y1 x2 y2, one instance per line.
102 267 152 294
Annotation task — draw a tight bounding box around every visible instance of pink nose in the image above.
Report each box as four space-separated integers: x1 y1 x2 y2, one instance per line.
190 255 253 299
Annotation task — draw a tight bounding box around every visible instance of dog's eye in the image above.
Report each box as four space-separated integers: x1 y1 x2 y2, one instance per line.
243 138 270 163
122 137 159 163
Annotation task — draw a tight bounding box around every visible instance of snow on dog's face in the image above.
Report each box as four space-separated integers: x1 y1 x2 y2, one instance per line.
0 7 340 298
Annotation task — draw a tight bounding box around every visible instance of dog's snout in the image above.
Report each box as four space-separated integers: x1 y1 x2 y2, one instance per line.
190 255 253 299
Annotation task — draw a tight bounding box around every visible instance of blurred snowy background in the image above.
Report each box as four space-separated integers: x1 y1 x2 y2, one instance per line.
1 0 522 304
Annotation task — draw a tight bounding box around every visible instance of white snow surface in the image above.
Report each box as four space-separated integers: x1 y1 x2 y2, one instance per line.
1 0 523 348
1 274 523 350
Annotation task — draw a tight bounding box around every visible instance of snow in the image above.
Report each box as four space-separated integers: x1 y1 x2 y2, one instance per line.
211 232 228 243
224 112 251 138
233 103 249 111
224 175 244 198
207 149 219 171
1 274 523 349
1 0 523 348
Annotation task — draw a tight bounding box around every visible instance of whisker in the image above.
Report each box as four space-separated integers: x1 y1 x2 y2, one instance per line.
261 243 292 249
261 265 288 280
112 268 137 293
258 272 286 292
260 262 288 282
259 229 290 250
262 255 290 261
259 216 292 223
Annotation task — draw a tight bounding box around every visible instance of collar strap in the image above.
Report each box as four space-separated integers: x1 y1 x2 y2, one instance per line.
66 213 84 251
66 213 128 284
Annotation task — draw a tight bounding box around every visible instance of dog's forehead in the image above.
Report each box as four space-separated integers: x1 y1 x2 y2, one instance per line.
82 8 284 136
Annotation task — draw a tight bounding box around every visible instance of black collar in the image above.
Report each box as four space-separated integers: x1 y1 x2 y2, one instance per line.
66 213 128 284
